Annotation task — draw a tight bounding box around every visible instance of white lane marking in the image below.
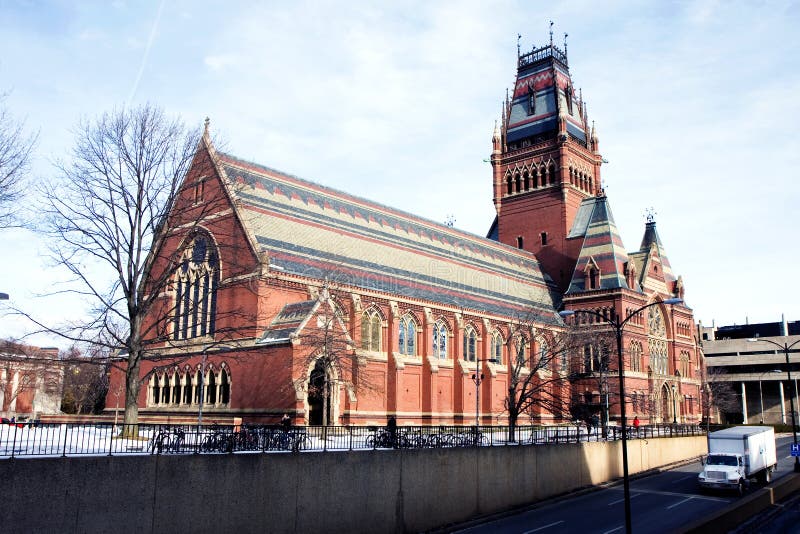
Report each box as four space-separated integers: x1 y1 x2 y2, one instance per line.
602 527 623 534
608 493 642 506
671 475 694 484
607 486 729 502
667 496 694 509
522 520 564 533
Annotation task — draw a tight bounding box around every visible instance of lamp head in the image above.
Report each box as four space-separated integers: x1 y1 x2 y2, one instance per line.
663 297 682 305
0 292 8 300
559 310 575 318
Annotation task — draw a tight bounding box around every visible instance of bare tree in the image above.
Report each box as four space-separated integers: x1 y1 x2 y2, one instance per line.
567 332 617 437
29 104 213 432
0 93 37 229
700 362 741 427
503 312 573 442
60 346 110 415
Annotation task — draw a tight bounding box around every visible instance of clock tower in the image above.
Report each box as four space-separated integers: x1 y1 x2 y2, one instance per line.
489 38 603 291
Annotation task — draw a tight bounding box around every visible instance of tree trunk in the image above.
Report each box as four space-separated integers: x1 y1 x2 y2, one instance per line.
122 352 141 437
508 387 518 443
322 376 329 441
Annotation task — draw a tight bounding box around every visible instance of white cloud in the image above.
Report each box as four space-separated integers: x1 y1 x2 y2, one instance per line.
1 0 799 343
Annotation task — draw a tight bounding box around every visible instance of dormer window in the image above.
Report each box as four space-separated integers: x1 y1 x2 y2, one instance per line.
516 236 524 249
540 232 548 246
527 84 536 115
565 86 574 115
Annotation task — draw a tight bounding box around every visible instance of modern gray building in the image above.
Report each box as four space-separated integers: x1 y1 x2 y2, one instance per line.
700 318 800 425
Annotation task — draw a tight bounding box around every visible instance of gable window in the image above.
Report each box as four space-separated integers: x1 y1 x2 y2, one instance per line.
360 309 382 352
516 236 524 249
173 232 219 340
433 320 449 359
541 232 548 246
463 325 477 362
398 314 417 356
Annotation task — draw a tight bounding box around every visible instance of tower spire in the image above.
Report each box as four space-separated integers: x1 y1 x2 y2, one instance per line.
549 21 554 47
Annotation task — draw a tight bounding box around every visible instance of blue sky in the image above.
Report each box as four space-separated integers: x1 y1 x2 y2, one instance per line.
1 0 799 346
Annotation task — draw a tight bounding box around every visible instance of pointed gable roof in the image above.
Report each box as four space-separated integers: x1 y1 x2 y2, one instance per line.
214 152 561 323
257 294 352 346
566 195 630 294
638 220 676 283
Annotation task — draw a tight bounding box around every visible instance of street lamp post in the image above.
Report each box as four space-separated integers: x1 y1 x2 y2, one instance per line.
672 384 678 424
561 297 682 534
747 337 800 472
471 357 498 427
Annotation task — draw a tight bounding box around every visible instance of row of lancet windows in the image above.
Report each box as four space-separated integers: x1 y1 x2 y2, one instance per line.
571 307 617 325
362 309 546 367
149 366 231 407
568 167 593 194
505 164 557 195
676 322 692 337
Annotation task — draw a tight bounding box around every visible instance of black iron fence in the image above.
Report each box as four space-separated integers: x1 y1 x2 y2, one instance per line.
0 421 705 458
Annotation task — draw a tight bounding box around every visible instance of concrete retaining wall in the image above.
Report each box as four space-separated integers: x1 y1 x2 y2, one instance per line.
0 436 706 533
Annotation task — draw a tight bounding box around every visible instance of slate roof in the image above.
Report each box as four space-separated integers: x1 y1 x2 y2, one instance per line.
506 44 588 145
217 152 560 323
257 300 318 345
638 221 676 282
566 196 632 294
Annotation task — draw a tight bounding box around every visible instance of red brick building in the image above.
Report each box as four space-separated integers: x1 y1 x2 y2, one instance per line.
108 40 702 426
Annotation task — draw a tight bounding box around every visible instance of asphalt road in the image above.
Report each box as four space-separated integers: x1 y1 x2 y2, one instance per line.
455 435 797 534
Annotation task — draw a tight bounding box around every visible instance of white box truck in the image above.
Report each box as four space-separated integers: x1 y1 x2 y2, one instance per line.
698 426 777 494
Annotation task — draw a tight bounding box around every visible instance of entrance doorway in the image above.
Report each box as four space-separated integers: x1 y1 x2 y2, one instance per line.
660 384 671 423
307 359 332 425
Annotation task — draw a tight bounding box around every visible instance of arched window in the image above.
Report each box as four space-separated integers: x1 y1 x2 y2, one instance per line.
207 368 217 404
490 331 503 364
182 371 192 404
536 339 552 367
515 336 527 367
151 375 161 405
219 367 230 404
360 309 382 352
398 314 417 356
463 325 477 362
194 369 202 403
648 305 668 375
433 320 449 359
174 232 219 340
630 340 643 372
171 373 180 404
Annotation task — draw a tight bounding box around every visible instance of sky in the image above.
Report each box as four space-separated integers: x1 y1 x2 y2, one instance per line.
0 0 799 348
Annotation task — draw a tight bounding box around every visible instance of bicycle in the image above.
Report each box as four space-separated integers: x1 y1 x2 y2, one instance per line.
149 428 186 454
